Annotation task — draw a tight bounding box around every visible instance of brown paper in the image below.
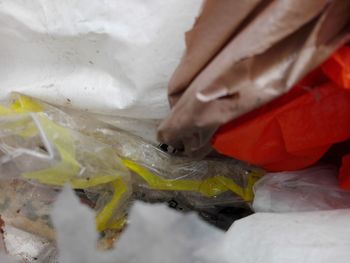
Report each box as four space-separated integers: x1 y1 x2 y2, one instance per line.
158 0 350 155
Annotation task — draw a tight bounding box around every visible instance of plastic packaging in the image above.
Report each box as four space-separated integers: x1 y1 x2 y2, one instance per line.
0 94 132 247
0 94 262 262
61 102 263 229
219 209 350 263
76 117 262 229
253 166 350 213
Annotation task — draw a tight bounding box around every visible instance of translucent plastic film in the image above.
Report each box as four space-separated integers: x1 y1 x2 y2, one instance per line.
0 95 132 241
0 94 263 262
253 166 350 213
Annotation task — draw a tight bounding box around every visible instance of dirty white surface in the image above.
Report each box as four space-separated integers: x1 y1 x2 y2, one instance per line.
0 0 202 140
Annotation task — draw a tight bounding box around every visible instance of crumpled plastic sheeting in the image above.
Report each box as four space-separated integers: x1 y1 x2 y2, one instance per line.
253 166 350 213
52 186 224 263
219 210 350 263
0 94 133 242
0 0 202 141
0 93 260 262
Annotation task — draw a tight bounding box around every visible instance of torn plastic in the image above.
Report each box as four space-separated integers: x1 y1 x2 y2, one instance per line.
253 166 350 213
0 94 262 262
77 122 262 229
0 94 132 250
59 101 263 229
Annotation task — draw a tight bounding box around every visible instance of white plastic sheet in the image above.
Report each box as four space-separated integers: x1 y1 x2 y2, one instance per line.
0 0 202 140
253 166 350 213
219 210 350 263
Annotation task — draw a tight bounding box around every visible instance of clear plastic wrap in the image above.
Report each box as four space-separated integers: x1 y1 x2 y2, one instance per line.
0 95 132 253
57 104 263 219
67 111 263 229
253 166 350 213
0 94 263 262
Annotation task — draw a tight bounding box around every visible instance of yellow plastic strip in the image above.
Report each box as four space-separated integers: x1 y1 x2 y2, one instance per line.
0 105 14 115
95 177 128 232
11 95 43 113
244 171 262 201
0 95 42 137
105 216 127 230
122 159 262 201
0 95 43 115
23 114 81 186
122 159 223 196
0 95 128 232
2 95 261 231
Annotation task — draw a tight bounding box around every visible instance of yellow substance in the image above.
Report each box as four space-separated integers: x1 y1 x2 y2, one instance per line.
123 159 261 202
0 94 261 232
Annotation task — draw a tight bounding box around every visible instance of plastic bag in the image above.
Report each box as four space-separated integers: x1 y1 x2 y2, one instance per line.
253 166 350 213
0 0 202 142
76 120 263 229
218 209 350 263
0 94 132 249
0 94 262 262
59 102 263 229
